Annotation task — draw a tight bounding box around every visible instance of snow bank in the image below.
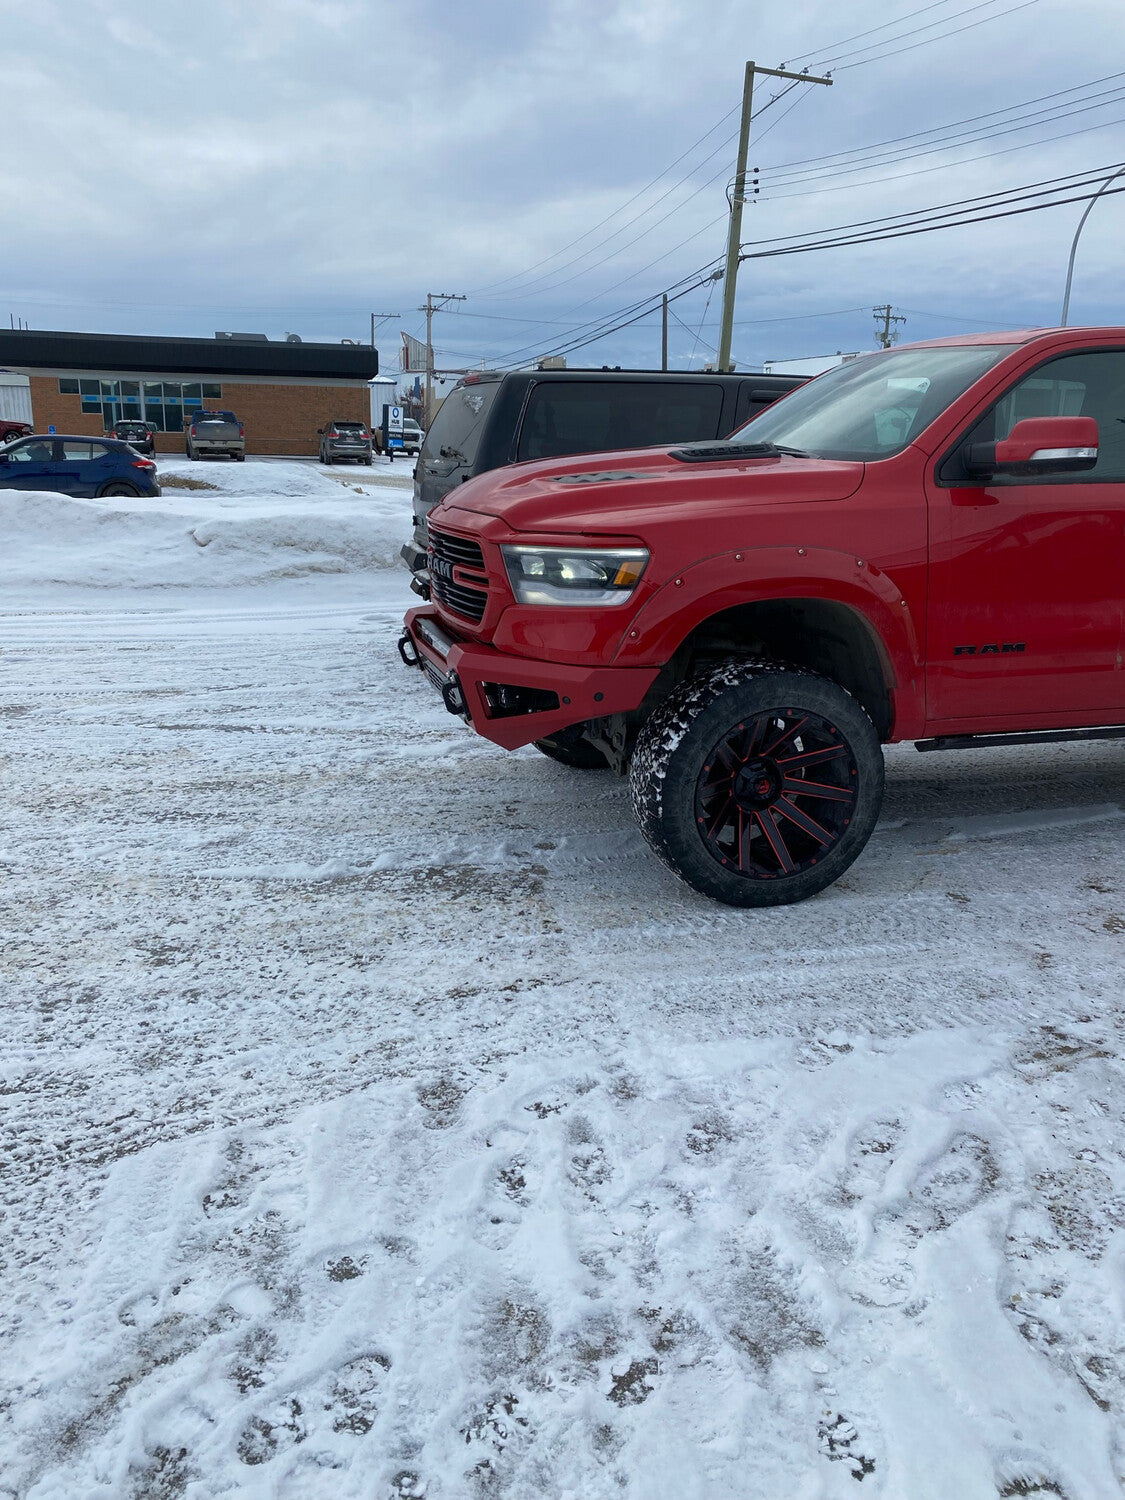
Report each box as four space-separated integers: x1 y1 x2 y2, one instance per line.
0 461 408 589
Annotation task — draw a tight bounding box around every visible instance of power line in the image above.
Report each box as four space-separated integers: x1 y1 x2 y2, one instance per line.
475 11 1078 366
491 164 1125 368
480 79 820 351
757 109 1125 205
467 6 1044 322
480 80 807 306
761 80 1125 185
740 160 1125 248
895 306 1030 327
739 177 1125 262
799 0 1026 70
781 0 959 67
758 86 1125 195
828 0 1040 69
758 69 1125 176
463 101 743 299
687 279 720 366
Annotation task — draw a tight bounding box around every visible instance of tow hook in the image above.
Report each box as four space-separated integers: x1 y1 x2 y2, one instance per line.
441 673 470 721
397 632 420 668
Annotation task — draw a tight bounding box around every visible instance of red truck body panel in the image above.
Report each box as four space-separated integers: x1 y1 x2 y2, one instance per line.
403 329 1125 751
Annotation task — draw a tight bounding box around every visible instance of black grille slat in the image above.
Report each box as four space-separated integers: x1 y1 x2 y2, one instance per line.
429 525 489 623
430 529 485 570
432 578 487 622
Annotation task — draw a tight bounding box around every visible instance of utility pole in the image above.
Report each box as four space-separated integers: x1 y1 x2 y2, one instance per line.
873 304 906 348
419 292 466 423
716 62 832 372
370 312 400 347
661 293 668 371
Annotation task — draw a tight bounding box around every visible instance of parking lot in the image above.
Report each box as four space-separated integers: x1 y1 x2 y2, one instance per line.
1 460 1122 1497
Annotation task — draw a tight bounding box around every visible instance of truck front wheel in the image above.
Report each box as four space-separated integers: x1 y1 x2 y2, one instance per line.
630 661 884 907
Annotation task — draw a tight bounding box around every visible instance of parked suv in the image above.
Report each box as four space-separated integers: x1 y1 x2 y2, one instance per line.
110 419 156 456
319 420 373 465
186 410 244 461
400 327 1125 908
0 434 160 497
401 369 805 573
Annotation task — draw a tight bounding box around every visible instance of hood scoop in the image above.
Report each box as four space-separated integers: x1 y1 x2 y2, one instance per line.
669 441 777 463
550 468 653 485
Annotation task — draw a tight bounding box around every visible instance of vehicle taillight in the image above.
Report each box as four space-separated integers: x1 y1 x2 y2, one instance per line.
132 459 156 470
238 424 245 436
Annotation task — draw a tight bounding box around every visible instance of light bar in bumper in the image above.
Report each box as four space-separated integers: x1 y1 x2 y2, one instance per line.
399 606 660 751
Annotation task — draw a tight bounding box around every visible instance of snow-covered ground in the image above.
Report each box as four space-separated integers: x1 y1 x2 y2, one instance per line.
2 460 1124 1498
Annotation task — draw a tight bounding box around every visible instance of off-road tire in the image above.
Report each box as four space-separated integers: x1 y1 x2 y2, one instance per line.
533 726 610 770
629 659 884 907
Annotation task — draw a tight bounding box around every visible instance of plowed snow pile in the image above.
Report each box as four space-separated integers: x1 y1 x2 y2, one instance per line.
0 457 406 590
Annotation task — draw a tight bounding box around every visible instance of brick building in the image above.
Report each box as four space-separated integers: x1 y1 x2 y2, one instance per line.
0 329 380 456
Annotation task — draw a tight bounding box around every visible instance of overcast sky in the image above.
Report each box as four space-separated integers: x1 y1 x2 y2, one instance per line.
2 0 1124 372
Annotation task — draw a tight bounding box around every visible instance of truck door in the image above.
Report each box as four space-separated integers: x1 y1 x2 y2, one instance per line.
925 348 1125 725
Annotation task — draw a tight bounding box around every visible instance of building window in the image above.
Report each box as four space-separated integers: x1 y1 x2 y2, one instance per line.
57 376 223 431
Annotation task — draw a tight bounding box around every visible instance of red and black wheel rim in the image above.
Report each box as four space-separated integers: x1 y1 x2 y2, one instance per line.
694 707 858 880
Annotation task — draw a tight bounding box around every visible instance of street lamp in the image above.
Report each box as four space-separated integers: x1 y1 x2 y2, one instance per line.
1060 163 1125 326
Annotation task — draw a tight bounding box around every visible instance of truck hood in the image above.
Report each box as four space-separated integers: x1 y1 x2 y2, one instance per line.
443 444 865 535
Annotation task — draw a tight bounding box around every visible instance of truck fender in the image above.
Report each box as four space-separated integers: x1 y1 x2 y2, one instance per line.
613 546 926 739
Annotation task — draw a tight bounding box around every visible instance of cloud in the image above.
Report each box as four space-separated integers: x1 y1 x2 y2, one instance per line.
0 0 1123 365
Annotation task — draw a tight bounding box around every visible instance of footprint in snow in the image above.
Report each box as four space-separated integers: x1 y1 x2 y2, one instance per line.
818 1412 877 1480
236 1351 392 1464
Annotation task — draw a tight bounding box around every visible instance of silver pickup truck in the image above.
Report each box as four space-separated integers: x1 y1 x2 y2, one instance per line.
186 410 245 461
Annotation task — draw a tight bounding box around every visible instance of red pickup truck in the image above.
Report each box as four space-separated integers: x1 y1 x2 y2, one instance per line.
400 329 1125 907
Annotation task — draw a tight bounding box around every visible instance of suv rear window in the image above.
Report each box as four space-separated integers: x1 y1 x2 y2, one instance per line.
333 422 366 431
516 380 725 462
420 381 501 466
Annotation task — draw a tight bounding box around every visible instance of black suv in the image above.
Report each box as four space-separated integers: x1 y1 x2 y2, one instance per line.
110 419 156 456
401 368 806 573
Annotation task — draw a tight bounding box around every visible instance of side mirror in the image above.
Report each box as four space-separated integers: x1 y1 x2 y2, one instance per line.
966 416 1098 477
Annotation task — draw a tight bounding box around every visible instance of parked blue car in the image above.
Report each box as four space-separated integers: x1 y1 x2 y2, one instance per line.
0 433 161 498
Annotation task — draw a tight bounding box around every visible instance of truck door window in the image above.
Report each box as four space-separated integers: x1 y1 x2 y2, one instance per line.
953 350 1125 482
516 381 724 462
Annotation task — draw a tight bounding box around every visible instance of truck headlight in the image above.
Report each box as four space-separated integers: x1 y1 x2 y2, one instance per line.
501 545 648 606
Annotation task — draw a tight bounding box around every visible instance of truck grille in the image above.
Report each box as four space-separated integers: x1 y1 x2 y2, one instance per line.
429 526 489 623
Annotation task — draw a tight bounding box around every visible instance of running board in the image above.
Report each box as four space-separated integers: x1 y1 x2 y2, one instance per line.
915 725 1125 753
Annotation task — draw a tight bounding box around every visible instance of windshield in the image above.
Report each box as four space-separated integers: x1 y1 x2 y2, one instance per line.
729 345 1010 461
